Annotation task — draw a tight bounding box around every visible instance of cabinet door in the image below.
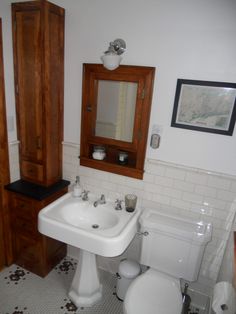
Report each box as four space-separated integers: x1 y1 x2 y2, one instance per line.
13 232 42 273
13 9 43 163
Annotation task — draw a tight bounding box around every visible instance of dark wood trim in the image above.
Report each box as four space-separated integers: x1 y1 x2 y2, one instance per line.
0 18 12 269
80 156 143 179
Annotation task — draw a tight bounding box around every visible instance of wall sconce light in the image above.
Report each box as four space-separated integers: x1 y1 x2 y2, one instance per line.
101 39 126 70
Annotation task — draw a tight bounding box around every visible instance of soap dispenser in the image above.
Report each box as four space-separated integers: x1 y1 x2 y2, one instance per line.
73 176 82 197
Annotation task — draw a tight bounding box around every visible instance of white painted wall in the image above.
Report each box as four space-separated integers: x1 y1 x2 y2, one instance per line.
0 0 17 142
1 0 236 175
1 0 236 299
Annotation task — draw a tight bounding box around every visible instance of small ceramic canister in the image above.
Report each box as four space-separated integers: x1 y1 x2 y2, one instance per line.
118 151 128 165
92 146 106 160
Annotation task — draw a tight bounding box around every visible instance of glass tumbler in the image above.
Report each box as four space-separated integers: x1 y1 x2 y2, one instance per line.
125 194 137 212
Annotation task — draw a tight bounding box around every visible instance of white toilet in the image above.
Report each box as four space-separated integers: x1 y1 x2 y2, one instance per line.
124 209 212 314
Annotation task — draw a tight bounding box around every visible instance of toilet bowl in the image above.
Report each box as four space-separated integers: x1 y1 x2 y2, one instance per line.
124 269 183 314
123 209 212 314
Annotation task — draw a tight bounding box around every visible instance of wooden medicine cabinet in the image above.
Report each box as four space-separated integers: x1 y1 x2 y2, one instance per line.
80 64 155 179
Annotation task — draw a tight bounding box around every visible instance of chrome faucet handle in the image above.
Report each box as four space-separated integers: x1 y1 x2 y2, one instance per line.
100 194 106 203
115 199 123 210
81 190 89 201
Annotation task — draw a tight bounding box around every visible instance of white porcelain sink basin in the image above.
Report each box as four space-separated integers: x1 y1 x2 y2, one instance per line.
38 192 141 257
48 198 119 230
38 192 141 307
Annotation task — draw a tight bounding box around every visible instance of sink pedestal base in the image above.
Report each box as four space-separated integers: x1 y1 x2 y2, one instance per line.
69 249 103 307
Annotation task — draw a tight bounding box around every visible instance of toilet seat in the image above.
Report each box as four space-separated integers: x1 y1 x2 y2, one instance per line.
124 269 183 314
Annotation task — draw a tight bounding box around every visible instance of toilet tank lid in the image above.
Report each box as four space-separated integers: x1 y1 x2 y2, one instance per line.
140 209 212 244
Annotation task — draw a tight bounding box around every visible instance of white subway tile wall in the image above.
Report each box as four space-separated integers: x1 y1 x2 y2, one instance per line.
9 141 235 298
62 142 236 297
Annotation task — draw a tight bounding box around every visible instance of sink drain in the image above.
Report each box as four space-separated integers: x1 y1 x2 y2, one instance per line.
92 224 99 229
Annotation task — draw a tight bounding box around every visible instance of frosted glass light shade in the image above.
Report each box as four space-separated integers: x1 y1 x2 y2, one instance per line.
101 53 122 70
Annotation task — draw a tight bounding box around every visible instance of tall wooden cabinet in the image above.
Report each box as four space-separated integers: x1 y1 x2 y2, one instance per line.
12 0 65 186
9 1 68 277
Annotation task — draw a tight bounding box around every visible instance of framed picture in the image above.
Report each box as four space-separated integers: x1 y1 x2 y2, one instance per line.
171 79 236 135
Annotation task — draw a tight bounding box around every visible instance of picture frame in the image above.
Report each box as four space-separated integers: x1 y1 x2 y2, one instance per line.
171 79 236 135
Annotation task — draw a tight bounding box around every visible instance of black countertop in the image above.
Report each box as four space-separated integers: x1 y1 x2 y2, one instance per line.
5 179 70 201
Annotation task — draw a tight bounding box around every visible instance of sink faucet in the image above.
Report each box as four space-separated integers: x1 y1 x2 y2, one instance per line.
93 194 106 207
115 199 123 210
81 190 89 201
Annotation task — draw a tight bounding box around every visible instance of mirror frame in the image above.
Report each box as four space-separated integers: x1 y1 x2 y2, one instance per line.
80 63 155 179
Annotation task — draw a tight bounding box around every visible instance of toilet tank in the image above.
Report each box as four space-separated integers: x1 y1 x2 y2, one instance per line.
139 209 212 281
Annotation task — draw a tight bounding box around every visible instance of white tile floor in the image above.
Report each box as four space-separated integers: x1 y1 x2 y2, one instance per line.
0 257 123 314
0 257 206 314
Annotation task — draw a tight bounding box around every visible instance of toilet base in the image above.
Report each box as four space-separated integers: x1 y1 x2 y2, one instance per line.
124 269 183 314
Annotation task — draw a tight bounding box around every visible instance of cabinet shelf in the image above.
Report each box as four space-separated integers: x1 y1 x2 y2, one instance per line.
87 139 137 153
80 157 143 179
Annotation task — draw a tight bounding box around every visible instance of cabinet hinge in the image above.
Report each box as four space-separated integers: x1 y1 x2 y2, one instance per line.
15 84 19 95
141 89 145 99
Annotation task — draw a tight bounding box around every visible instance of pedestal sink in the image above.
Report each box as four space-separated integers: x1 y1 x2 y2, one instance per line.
38 192 141 307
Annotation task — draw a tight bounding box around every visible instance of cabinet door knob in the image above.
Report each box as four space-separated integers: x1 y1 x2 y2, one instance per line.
86 105 92 112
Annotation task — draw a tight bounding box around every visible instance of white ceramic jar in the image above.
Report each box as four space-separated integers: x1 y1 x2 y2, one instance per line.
92 146 106 160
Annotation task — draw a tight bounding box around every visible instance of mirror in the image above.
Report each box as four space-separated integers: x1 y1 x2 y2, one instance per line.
80 64 155 179
96 80 138 142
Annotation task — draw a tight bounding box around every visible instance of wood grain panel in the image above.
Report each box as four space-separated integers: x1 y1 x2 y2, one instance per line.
0 19 12 269
12 1 65 186
14 10 43 162
44 2 64 183
10 187 67 277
